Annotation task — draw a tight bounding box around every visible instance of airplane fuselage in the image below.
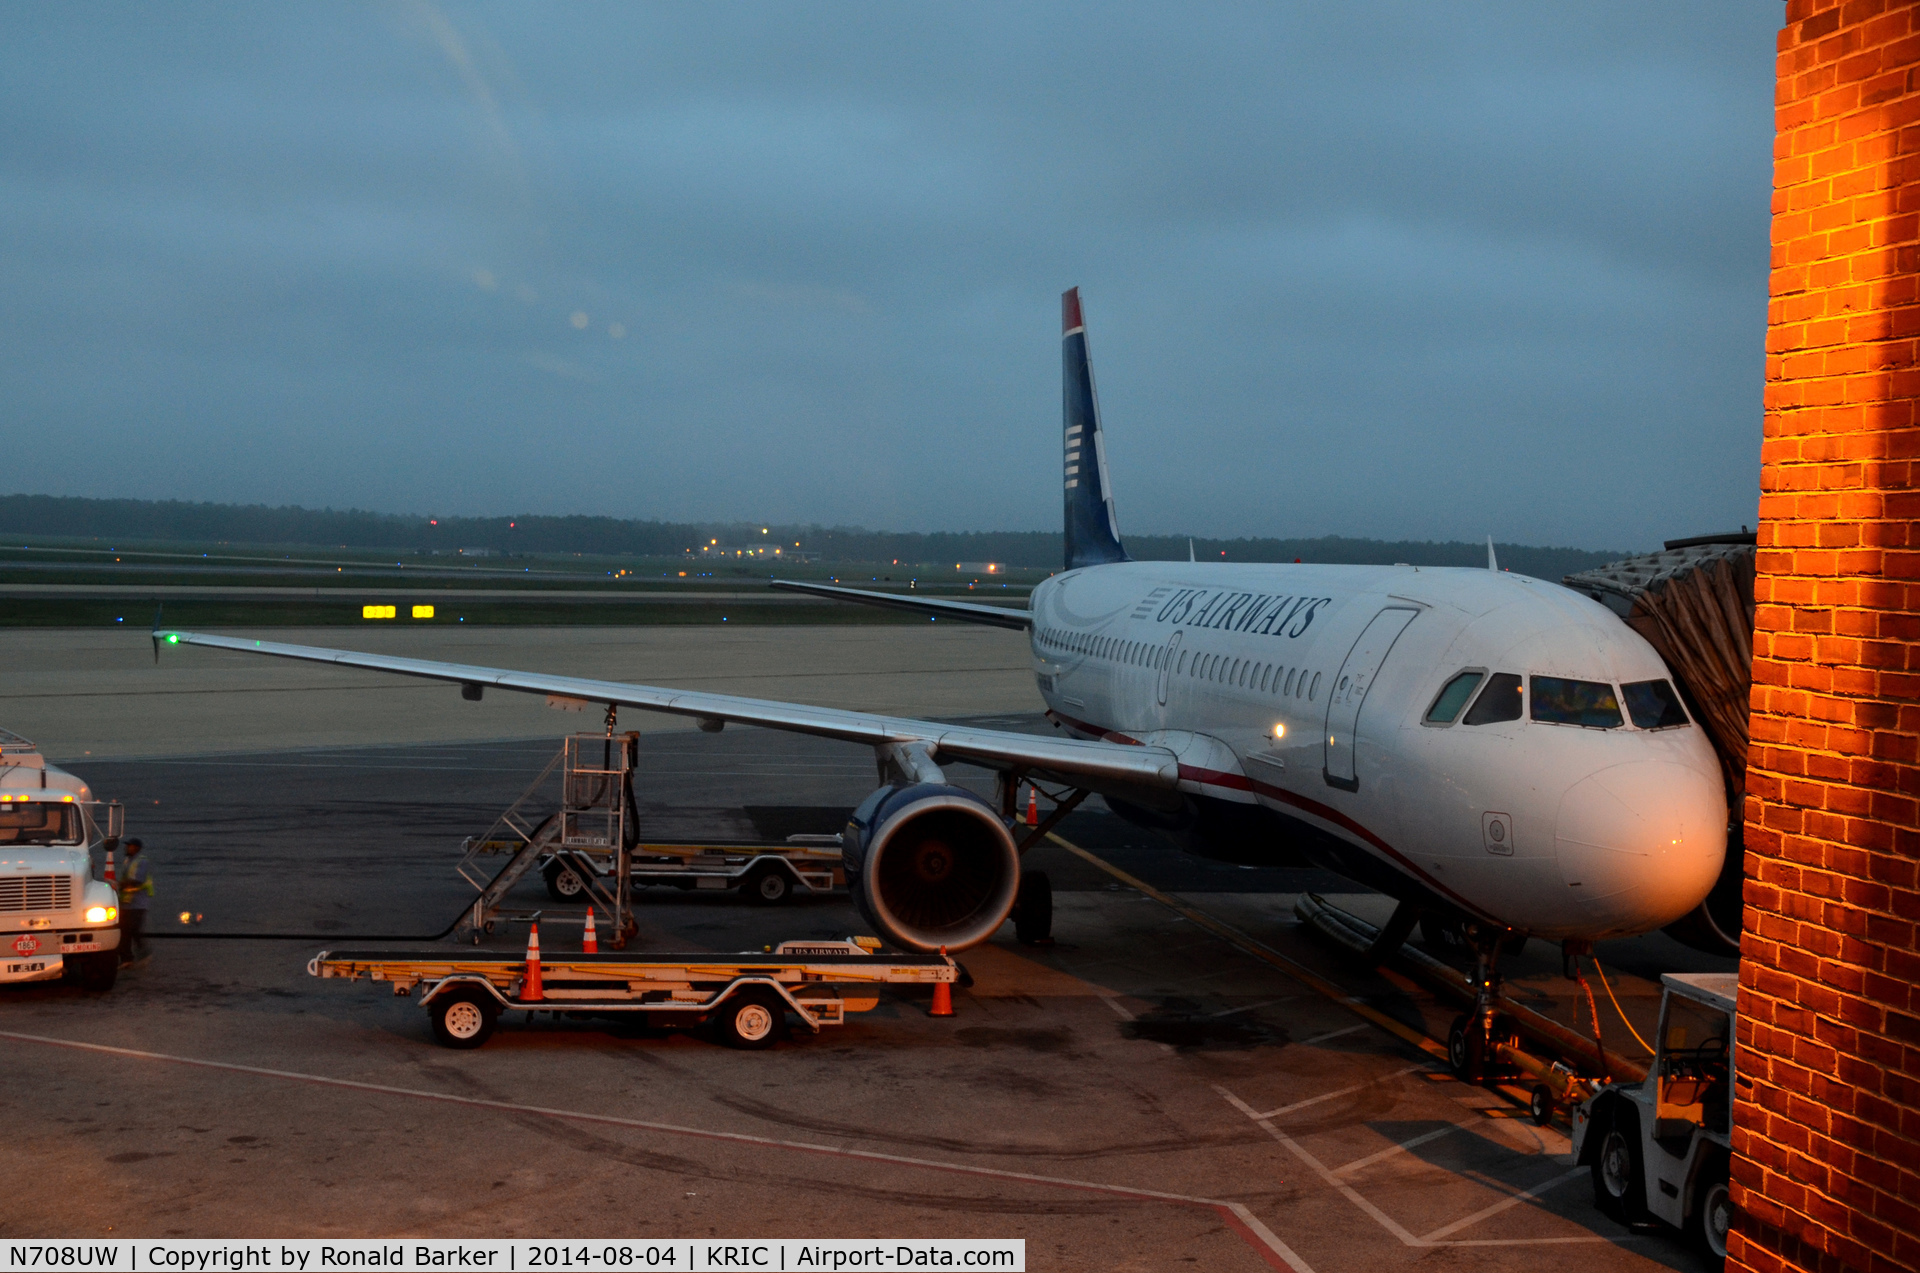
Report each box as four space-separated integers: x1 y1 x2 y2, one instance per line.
1029 560 1728 941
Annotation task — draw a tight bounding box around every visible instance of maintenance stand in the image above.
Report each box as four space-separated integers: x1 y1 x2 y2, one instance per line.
456 728 847 947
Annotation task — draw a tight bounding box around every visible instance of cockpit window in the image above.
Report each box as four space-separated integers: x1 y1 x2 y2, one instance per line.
1530 676 1623 728
1425 671 1485 724
0 802 79 845
1623 679 1690 729
1462 673 1523 725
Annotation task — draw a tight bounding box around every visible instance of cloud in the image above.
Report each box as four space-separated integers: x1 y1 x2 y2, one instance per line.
0 2 1777 548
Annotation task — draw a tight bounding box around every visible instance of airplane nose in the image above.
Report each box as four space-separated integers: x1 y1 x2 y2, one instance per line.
1555 760 1727 937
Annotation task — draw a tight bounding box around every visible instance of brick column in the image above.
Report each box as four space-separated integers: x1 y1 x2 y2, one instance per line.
1736 3 1920 1272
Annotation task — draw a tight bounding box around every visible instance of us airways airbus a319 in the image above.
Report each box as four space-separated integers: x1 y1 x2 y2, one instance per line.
154 288 1728 983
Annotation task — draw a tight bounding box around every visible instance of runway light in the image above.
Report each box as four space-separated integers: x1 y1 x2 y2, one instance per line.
1272 723 1286 740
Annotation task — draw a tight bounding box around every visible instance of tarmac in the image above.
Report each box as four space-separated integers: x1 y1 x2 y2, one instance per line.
0 626 1733 1270
0 625 1040 760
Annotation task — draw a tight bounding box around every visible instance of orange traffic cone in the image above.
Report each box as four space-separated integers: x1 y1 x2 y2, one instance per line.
582 909 598 953
1025 786 1038 827
103 850 116 887
929 946 955 1017
522 923 544 1002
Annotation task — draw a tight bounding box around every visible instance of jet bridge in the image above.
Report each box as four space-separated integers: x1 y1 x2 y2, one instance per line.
1563 533 1755 956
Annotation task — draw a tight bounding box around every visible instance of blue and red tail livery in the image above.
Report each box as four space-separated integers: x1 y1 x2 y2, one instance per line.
1062 287 1129 570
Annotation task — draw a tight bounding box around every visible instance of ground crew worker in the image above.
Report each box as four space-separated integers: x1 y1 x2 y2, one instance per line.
118 837 153 965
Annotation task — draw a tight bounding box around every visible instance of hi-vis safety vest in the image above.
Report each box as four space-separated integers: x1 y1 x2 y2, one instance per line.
120 862 153 900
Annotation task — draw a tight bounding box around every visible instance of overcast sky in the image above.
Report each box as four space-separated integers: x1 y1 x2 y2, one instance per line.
2 3 1779 549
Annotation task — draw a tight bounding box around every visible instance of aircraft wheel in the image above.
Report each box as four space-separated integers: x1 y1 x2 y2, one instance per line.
1447 1014 1472 1075
1591 1105 1647 1223
431 989 498 1050
1529 1084 1553 1126
1013 870 1053 945
714 990 784 1050
1690 1161 1730 1267
746 867 791 906
544 860 587 902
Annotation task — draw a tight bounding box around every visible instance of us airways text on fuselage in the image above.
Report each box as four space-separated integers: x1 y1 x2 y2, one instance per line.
1149 588 1334 638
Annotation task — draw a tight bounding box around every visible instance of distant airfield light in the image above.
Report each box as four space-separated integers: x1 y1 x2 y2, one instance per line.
1272 723 1286 740
570 311 589 329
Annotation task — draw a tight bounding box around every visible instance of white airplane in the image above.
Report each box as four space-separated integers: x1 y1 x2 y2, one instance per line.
154 289 1727 982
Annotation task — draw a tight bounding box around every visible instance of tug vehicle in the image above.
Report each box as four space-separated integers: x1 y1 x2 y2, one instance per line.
0 729 124 990
1572 972 1735 1268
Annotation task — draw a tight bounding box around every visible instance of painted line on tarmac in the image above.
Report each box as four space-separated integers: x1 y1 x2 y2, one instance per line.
1332 1123 1465 1177
1243 1065 1429 1120
0 1029 1315 1273
1293 1022 1366 1044
1216 1085 1614 1248
1045 833 1448 1064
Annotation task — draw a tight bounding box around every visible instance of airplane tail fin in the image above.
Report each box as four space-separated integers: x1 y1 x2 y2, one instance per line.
1061 287 1129 570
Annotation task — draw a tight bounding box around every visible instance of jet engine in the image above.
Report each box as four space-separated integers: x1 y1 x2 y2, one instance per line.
841 783 1021 952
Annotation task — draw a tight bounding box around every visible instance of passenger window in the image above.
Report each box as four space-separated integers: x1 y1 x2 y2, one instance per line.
1283 668 1296 695
1258 665 1270 692
1178 651 1189 674
1531 676 1623 729
1308 672 1320 700
1624 680 1689 729
1425 671 1484 725
1462 673 1524 725
1240 661 1250 688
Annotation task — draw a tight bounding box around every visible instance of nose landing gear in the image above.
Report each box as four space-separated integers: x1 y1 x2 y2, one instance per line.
1447 925 1523 1084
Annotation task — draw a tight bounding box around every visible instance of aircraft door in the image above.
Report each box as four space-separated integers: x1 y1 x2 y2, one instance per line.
1323 608 1418 791
1156 632 1183 707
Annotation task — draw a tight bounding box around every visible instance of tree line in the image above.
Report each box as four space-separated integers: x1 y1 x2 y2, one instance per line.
0 493 1636 580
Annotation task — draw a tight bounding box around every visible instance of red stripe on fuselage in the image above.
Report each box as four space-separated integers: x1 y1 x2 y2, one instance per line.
1045 708 1492 923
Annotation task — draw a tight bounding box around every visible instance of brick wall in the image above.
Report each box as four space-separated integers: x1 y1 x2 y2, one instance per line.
1735 3 1920 1272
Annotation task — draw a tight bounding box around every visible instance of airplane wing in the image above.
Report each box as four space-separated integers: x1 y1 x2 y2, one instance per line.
154 629 1172 791
769 579 1031 630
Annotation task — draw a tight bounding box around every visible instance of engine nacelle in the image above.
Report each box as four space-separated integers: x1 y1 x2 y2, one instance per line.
841 783 1021 953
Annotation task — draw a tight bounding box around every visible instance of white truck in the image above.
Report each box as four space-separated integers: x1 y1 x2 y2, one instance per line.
1572 971 1735 1269
0 729 123 991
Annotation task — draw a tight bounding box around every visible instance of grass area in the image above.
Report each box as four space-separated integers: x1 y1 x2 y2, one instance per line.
0 536 1054 589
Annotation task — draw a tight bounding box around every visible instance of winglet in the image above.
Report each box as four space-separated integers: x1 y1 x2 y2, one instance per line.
1487 536 1499 572
151 603 164 664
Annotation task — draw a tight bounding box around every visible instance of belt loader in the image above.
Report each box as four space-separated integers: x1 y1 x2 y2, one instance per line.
309 938 958 1050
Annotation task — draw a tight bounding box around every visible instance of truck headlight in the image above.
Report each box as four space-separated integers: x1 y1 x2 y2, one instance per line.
85 905 116 923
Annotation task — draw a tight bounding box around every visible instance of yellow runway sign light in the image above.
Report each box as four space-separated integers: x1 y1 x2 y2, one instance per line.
411 604 434 619
362 604 397 620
